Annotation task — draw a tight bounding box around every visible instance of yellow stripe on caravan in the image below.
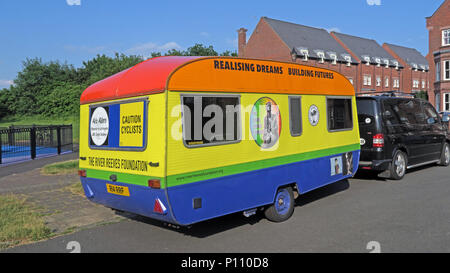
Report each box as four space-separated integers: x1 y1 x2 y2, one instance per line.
166 92 360 177
79 94 167 180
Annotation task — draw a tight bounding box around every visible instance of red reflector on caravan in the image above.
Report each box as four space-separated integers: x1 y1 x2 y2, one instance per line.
148 179 161 189
78 170 87 177
153 198 167 215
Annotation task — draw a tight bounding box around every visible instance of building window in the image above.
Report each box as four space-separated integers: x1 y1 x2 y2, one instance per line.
393 78 400 88
436 93 441 112
363 75 371 86
289 96 302 136
327 98 353 131
329 53 337 65
376 76 381 87
317 51 325 63
413 80 419 89
344 55 352 67
181 95 241 147
393 61 399 70
300 49 309 61
444 93 450 112
375 58 381 67
443 29 450 46
363 56 370 66
436 62 441 82
444 60 450 80
421 80 426 89
347 77 354 85
385 77 389 88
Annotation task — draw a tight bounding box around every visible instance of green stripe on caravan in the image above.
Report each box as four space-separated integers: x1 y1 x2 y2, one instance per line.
166 143 360 188
86 143 359 189
85 168 165 188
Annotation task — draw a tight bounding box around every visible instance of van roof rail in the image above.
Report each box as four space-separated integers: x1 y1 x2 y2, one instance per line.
356 91 415 98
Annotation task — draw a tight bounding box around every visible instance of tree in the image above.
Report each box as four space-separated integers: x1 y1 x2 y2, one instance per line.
78 53 143 86
414 90 429 101
8 58 78 116
0 44 238 120
151 43 233 57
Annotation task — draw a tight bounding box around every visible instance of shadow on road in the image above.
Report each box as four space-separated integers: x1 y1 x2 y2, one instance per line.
118 179 351 238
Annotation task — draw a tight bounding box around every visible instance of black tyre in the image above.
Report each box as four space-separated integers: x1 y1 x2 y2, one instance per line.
438 142 450 167
264 186 295 222
389 150 407 180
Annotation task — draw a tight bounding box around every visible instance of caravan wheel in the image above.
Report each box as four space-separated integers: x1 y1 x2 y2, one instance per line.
264 187 295 222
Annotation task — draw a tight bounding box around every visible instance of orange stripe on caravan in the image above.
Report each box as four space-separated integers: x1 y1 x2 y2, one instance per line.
167 57 355 96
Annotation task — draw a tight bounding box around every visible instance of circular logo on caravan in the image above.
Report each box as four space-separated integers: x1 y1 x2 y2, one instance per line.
250 97 281 149
90 107 109 146
308 105 320 126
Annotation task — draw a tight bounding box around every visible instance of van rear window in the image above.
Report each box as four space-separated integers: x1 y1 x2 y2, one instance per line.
356 99 376 125
181 95 241 147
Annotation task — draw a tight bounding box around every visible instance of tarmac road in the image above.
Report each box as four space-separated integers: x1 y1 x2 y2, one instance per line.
4 163 450 253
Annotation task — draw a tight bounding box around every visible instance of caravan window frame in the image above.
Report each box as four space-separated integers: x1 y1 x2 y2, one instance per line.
180 93 242 149
326 96 354 132
288 96 303 137
88 97 149 152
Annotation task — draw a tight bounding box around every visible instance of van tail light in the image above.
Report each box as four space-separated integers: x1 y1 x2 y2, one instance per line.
78 170 87 177
373 134 385 148
148 179 161 189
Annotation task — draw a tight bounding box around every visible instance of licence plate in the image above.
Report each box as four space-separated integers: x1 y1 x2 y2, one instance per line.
106 184 130 196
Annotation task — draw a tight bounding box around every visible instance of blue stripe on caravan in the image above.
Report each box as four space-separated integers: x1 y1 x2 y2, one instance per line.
167 150 360 225
80 177 178 224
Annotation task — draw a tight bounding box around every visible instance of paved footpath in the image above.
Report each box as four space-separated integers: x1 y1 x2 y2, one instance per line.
0 149 128 236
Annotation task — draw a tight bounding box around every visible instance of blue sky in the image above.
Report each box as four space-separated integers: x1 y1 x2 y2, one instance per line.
0 0 444 88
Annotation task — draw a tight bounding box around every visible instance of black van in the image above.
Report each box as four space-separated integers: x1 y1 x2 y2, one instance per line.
356 96 450 180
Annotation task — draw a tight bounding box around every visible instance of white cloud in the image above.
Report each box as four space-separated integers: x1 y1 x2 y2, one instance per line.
66 0 81 6
126 42 182 56
327 27 341 33
366 0 381 6
0 80 13 88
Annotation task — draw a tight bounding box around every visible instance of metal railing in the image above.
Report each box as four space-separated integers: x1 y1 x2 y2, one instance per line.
0 125 73 165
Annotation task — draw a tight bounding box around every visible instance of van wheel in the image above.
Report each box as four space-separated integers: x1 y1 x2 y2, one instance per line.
389 150 407 180
438 142 450 166
264 187 294 222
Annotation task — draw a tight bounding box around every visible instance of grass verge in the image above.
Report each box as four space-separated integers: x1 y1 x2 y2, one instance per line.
41 160 79 175
63 182 85 197
0 195 52 250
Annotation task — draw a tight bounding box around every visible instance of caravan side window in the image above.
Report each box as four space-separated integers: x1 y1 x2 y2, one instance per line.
327 97 353 131
289 96 302 136
181 95 241 147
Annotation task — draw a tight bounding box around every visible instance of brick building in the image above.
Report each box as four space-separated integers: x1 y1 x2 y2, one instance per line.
383 43 430 96
426 0 450 112
238 17 359 91
331 32 403 94
238 16 431 97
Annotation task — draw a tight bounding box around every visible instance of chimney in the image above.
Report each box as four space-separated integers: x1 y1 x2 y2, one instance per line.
237 28 248 57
